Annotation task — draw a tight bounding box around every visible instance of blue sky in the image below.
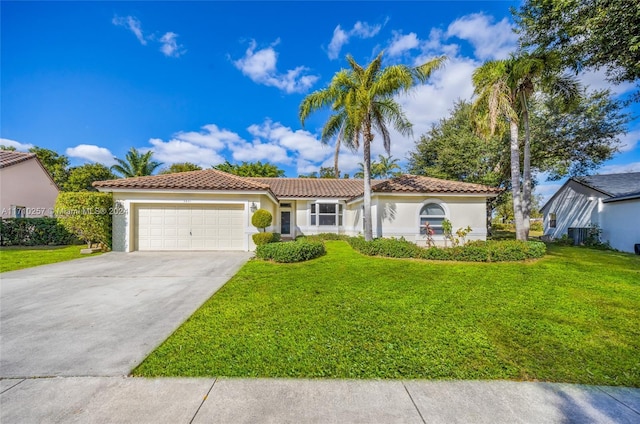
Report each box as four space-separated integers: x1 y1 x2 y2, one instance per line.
2 1 639 200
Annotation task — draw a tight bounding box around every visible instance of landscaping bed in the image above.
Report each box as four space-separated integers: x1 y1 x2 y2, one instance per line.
134 241 640 387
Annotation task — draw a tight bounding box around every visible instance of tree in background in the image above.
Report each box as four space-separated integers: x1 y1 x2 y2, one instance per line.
472 52 579 240
159 162 202 174
408 101 507 188
300 52 445 240
354 155 402 179
28 146 70 187
214 160 285 177
64 163 116 192
514 0 640 97
530 89 628 180
111 147 162 178
0 145 17 151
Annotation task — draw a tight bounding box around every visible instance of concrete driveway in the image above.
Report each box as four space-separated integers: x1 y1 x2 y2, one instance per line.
0 251 252 378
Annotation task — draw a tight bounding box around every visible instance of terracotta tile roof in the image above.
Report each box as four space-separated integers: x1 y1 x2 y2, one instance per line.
369 174 501 196
93 169 273 192
0 150 36 168
94 170 500 199
250 178 365 198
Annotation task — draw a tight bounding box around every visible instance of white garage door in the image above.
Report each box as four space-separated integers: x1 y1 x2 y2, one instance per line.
136 204 245 251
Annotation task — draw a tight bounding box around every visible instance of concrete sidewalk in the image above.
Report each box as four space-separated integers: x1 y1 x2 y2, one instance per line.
1 377 638 423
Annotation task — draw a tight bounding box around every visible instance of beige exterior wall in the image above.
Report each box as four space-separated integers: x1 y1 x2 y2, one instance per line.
108 190 491 251
0 159 59 218
110 190 276 252
372 195 489 246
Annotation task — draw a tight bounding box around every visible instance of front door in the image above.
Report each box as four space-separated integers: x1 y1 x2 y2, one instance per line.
280 210 291 237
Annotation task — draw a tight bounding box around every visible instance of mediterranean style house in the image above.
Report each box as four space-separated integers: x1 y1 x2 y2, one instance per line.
94 169 500 252
0 150 59 218
541 172 640 253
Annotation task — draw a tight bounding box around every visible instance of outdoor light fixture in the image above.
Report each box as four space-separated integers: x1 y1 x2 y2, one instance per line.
250 202 258 213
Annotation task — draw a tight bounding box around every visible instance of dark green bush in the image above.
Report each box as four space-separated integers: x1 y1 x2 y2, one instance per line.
54 192 113 248
252 232 275 246
256 238 325 263
0 218 79 246
348 237 546 262
251 209 273 231
272 232 281 242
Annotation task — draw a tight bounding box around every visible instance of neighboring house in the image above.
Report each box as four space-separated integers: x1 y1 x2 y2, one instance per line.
93 169 500 252
0 150 59 218
541 172 640 253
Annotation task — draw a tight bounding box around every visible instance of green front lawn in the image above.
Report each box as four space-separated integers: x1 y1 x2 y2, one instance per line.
0 245 100 272
134 241 640 387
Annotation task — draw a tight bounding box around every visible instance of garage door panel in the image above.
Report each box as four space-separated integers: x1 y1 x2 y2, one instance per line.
136 204 245 251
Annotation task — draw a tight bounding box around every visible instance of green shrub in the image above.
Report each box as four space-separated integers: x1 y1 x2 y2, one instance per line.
252 232 275 246
348 237 546 262
0 218 79 246
530 221 543 232
272 233 281 242
251 209 273 232
54 192 113 249
256 238 325 263
555 234 574 246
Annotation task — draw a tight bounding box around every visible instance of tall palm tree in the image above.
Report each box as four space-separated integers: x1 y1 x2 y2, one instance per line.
111 147 162 178
472 52 578 240
300 52 445 241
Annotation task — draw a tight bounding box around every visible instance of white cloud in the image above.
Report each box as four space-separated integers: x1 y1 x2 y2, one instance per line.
618 129 640 153
249 121 330 162
387 32 420 57
597 162 640 175
234 40 319 93
173 124 241 150
66 144 116 165
148 138 225 167
446 13 517 60
577 68 636 96
159 32 185 58
0 138 33 151
112 15 147 45
327 20 383 60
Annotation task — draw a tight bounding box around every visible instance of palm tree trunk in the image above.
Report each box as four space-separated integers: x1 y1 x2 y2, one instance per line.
509 120 526 241
363 123 374 241
521 97 532 239
334 137 341 178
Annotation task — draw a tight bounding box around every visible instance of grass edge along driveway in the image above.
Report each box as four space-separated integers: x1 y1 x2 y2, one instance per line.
0 245 100 273
134 241 640 387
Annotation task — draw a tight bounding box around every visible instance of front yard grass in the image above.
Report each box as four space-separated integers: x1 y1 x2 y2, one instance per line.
0 245 99 272
134 241 640 387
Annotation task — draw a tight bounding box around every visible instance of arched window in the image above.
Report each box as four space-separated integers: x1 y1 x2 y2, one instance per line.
419 203 446 235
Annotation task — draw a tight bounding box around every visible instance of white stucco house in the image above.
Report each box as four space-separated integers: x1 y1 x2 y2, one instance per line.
93 169 500 252
0 150 59 218
540 172 640 253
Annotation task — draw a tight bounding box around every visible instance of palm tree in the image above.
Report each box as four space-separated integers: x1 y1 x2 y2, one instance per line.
375 155 402 178
111 147 162 178
472 52 578 240
300 52 445 241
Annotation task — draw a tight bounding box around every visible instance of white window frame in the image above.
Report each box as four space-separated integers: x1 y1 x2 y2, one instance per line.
417 199 449 236
310 201 344 227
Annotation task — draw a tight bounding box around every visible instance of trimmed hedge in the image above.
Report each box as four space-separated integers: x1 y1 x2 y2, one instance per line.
347 237 546 262
0 218 79 246
255 238 326 263
251 209 273 231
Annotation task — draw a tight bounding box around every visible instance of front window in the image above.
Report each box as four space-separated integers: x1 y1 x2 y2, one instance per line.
12 205 26 218
419 203 445 235
311 203 343 226
549 213 557 228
